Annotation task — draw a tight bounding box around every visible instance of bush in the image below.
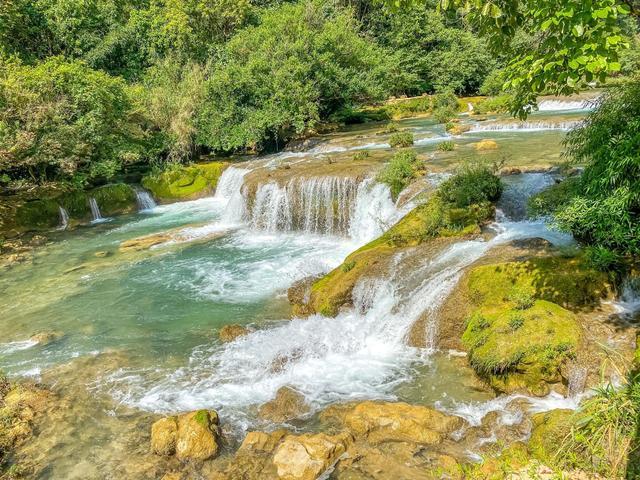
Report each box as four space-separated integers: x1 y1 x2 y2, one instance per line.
479 69 507 96
437 162 503 208
377 149 419 200
0 56 148 185
474 95 513 115
438 141 455 152
382 122 400 133
388 131 414 148
433 106 456 124
584 246 624 273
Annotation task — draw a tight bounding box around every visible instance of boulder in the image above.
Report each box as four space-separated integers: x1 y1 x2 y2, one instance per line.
142 161 228 201
219 324 250 343
176 410 220 461
258 386 310 423
151 417 178 456
223 430 289 479
322 401 464 445
239 429 289 454
30 331 63 346
150 409 220 461
475 140 498 151
528 409 574 465
272 432 352 480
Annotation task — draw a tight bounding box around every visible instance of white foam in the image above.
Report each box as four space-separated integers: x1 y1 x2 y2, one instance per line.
0 340 39 355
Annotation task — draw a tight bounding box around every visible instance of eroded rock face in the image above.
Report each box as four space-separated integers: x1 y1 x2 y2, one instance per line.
219 324 250 343
151 410 220 461
272 432 352 480
258 386 310 423
322 401 464 445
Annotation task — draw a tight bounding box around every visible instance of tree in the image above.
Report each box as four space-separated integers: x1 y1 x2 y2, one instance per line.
0 56 148 185
197 0 399 152
387 0 635 116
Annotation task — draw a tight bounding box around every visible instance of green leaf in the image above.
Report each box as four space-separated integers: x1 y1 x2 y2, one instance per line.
572 24 584 37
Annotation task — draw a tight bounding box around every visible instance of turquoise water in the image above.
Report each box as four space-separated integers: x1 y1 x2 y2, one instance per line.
0 103 591 478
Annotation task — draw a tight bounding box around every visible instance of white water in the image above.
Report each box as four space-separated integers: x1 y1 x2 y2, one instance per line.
134 187 157 212
229 174 402 242
469 120 580 132
57 206 69 230
89 198 105 223
538 99 596 112
610 277 640 319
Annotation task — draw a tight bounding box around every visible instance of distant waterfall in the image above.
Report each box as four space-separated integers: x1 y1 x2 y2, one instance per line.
89 198 104 223
134 187 157 212
469 120 580 132
537 99 595 111
57 206 70 230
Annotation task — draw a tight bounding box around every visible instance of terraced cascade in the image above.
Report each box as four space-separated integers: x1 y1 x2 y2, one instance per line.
0 101 635 479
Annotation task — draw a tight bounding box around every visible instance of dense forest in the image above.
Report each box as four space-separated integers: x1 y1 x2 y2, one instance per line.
0 0 537 187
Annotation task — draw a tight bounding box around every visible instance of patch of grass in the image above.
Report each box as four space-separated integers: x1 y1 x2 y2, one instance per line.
509 288 535 310
342 260 356 272
508 313 525 331
388 131 414 148
376 149 419 200
382 122 400 133
437 140 455 152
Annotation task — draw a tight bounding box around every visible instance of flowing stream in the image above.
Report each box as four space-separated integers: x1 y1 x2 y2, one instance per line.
0 105 598 478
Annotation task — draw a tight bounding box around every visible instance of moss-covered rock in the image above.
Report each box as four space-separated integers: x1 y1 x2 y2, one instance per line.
305 197 494 317
459 257 610 395
14 199 60 230
142 161 228 201
528 409 574 465
89 184 137 217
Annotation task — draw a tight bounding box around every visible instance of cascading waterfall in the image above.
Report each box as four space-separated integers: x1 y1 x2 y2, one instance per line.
114 173 573 419
469 120 580 132
215 167 251 225
57 206 69 230
227 175 402 241
89 198 104 223
134 187 157 212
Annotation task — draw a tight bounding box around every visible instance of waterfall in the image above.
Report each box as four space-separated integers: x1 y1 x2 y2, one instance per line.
57 206 69 230
89 198 104 223
469 120 580 132
245 176 402 240
215 167 251 225
610 277 640 319
134 187 157 212
538 99 595 112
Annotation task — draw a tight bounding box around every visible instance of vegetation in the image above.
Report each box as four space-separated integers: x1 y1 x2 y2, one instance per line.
530 81 640 259
388 131 414 148
377 149 420 200
437 141 455 152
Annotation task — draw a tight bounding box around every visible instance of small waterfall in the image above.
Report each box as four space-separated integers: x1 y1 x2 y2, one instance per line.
469 120 580 132
611 277 640 319
215 167 251 225
134 187 156 212
538 99 595 111
349 179 401 243
57 206 69 230
89 198 103 223
497 173 557 221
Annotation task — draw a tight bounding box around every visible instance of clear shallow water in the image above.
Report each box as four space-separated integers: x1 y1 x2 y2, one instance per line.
0 102 592 478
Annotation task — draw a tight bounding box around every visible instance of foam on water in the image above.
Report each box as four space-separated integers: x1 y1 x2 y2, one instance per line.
469 120 580 132
538 99 596 112
0 340 38 355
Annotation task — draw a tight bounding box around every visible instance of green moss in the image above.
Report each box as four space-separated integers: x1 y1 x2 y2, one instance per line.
193 409 211 428
90 184 137 217
528 409 574 465
142 161 228 201
459 257 611 394
14 199 60 230
60 190 91 219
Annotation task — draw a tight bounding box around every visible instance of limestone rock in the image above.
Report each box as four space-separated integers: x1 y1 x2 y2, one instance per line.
258 386 310 422
176 410 220 461
219 324 250 343
239 429 289 454
151 417 178 456
272 432 352 480
475 139 499 151
151 409 220 461
323 401 464 445
30 331 63 346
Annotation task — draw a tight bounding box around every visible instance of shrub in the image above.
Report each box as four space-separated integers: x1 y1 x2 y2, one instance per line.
584 246 624 273
382 122 400 133
377 149 419 200
433 106 456 124
479 69 507 96
509 289 535 310
437 140 455 152
388 131 414 148
437 162 503 208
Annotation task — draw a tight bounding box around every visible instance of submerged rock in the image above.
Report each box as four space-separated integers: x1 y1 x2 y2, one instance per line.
219 324 250 343
151 410 220 461
258 386 310 423
30 331 64 346
272 432 352 480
